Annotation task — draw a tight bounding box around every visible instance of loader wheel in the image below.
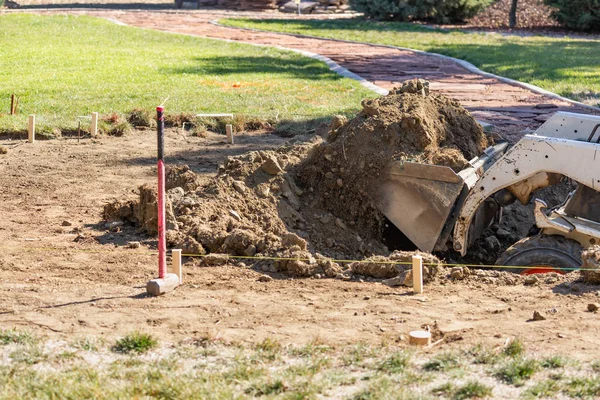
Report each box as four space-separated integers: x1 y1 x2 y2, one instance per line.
495 235 582 275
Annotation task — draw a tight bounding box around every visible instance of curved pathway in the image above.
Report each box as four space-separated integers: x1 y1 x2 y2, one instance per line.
17 8 600 136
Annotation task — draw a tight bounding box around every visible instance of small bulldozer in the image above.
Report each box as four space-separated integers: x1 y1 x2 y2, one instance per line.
376 111 600 274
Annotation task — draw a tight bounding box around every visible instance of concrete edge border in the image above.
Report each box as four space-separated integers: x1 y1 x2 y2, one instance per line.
213 20 600 113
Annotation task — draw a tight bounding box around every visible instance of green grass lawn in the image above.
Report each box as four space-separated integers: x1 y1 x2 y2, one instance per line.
0 14 374 133
222 18 600 107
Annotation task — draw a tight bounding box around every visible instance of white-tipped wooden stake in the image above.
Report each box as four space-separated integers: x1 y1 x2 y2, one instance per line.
225 124 234 144
172 249 182 284
412 255 423 294
91 112 98 136
28 114 36 143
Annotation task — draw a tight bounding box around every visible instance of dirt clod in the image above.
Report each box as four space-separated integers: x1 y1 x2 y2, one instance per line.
531 311 546 321
581 246 600 284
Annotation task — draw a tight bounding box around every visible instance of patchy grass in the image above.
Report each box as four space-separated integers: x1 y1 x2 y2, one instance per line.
563 376 600 398
502 338 525 358
466 344 502 365
540 355 568 369
2 336 600 398
377 351 411 374
423 351 462 372
113 332 158 354
433 381 493 399
0 328 36 346
0 14 373 135
222 18 600 107
524 379 563 398
495 358 539 386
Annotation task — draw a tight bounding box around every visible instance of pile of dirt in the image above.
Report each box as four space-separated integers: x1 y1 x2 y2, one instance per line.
105 81 490 280
296 80 487 241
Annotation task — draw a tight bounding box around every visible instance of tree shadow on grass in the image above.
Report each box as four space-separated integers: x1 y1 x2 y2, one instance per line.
229 17 452 35
163 55 347 81
19 2 174 9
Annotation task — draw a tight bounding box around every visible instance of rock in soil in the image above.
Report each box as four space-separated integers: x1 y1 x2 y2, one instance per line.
524 275 539 286
588 303 599 312
257 275 273 282
581 246 600 284
531 311 546 321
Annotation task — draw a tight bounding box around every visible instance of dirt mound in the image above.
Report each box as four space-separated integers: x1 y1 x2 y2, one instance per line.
296 85 487 240
105 83 489 280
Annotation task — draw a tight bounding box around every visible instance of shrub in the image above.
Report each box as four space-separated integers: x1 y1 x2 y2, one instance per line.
349 0 493 23
544 0 600 32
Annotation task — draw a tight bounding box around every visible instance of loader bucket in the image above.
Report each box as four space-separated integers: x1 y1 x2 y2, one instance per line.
375 162 466 253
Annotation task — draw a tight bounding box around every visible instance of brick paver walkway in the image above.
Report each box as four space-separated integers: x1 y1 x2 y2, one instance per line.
22 8 600 135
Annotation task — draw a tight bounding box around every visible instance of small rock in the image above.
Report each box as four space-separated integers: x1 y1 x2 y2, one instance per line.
257 275 273 282
105 221 123 230
363 296 371 300
127 241 141 249
243 245 257 257
545 276 558 284
232 180 247 194
532 311 546 321
325 171 334 179
524 275 539 286
588 303 599 312
229 210 242 221
335 218 347 230
557 333 566 338
336 179 343 188
261 156 283 175
495 228 511 240
450 267 464 280
319 214 332 224
61 220 73 227
255 184 270 198
167 187 185 204
181 197 197 207
329 115 347 133
483 236 501 252
325 238 335 248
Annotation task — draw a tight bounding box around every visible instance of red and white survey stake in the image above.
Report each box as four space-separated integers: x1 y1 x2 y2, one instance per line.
146 105 181 296
156 105 167 279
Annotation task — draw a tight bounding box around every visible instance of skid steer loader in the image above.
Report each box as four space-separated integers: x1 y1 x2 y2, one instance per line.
376 111 600 274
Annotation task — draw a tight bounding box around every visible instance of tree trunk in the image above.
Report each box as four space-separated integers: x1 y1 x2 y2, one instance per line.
509 0 518 29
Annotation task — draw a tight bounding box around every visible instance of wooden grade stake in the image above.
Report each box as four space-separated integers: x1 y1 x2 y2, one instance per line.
28 114 36 143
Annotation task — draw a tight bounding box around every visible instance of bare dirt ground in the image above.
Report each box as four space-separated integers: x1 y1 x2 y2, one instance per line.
1 129 600 362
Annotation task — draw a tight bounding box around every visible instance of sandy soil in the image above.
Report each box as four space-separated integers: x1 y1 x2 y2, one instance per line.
0 129 599 361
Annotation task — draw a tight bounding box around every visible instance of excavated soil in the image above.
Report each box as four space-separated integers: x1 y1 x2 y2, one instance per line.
105 84 492 281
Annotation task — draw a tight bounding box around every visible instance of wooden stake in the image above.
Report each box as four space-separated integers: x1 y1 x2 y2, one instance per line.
10 94 16 115
226 124 234 144
28 114 35 143
409 330 432 346
412 255 423 294
91 112 98 136
172 249 182 284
